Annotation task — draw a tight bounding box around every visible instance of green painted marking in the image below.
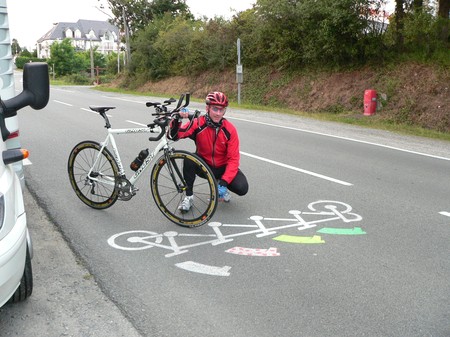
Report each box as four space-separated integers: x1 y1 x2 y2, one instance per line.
273 235 325 244
317 227 366 235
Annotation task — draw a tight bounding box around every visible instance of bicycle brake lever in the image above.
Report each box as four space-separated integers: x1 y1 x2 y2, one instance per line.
173 94 185 112
183 93 190 107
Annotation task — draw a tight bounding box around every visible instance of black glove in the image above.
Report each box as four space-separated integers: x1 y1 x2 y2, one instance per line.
218 179 228 187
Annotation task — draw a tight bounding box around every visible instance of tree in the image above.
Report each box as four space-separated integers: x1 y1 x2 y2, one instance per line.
438 0 449 19
437 0 449 44
100 0 192 36
49 39 85 76
412 0 423 12
20 49 32 58
98 0 192 65
251 0 376 67
394 0 406 50
128 14 173 82
11 39 21 56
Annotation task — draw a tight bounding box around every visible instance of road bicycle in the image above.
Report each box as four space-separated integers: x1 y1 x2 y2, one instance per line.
67 93 218 227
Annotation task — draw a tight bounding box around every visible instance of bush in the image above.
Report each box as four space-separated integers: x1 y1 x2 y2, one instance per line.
65 73 92 85
14 57 47 69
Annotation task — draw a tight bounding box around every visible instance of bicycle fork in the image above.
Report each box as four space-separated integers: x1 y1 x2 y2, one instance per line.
164 150 186 194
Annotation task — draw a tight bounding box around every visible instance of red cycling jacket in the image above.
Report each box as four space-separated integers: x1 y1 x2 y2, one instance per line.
171 115 240 184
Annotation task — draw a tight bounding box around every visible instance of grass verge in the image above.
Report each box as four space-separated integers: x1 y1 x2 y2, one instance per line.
54 83 450 143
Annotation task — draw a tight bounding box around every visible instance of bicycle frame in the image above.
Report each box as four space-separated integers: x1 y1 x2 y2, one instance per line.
88 125 170 187
69 93 218 227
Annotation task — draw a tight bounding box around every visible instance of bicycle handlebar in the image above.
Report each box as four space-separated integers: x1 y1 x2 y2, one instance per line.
148 128 166 141
146 92 190 114
146 93 199 142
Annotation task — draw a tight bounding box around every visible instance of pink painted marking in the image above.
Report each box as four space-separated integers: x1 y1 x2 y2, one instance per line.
226 247 280 257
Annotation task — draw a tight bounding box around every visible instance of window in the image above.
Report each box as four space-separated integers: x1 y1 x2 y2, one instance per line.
87 29 96 40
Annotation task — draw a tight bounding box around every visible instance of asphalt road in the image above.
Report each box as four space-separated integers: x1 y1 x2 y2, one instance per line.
1 77 450 336
0 185 142 337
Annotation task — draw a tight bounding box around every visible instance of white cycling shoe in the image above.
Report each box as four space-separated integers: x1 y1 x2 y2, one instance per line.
178 195 194 212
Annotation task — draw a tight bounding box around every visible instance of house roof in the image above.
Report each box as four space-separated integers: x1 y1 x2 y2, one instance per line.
37 19 119 43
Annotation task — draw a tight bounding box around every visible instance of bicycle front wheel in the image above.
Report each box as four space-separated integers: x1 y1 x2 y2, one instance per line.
151 150 218 227
68 141 119 209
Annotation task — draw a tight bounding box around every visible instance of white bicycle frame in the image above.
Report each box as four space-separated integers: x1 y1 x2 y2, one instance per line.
88 125 169 187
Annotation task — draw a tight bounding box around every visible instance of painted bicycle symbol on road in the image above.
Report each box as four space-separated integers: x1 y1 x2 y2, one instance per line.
108 200 365 276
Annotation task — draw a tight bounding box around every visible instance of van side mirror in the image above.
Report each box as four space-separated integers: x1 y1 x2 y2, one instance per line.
2 62 50 116
0 62 50 141
22 62 50 110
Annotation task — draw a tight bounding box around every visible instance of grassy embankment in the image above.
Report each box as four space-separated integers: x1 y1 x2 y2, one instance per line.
52 62 450 142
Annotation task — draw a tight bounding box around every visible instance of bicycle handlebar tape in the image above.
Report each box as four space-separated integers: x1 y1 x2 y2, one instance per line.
149 127 166 141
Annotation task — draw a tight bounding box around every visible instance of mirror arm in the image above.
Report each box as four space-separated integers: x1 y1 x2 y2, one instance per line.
2 91 33 117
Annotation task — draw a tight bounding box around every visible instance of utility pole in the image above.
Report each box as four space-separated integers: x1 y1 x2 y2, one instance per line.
90 40 94 79
236 38 243 105
122 6 131 65
95 4 121 73
87 32 95 80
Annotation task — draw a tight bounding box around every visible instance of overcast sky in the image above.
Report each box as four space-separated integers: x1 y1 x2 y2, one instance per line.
5 0 255 50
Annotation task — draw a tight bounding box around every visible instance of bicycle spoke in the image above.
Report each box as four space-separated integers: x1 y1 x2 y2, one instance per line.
68 141 119 209
151 150 217 227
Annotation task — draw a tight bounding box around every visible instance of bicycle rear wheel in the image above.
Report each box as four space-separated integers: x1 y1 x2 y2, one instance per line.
151 150 218 227
68 141 119 209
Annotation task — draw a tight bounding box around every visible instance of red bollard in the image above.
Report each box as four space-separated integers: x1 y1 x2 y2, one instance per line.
364 89 377 116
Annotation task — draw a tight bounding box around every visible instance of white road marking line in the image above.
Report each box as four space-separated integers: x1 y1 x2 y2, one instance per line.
126 120 147 126
119 119 351 186
175 261 231 276
124 116 351 185
51 88 75 93
229 117 450 161
102 96 145 104
108 201 362 261
439 211 450 217
53 100 73 106
81 108 112 118
240 151 353 186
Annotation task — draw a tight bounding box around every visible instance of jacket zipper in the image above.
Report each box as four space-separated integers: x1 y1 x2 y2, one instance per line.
212 127 219 167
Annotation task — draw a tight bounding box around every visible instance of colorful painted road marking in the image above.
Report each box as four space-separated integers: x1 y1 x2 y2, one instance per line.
317 227 366 235
108 200 365 276
273 235 325 244
226 247 280 256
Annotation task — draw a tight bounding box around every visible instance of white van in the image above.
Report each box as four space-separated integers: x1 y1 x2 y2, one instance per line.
0 62 49 307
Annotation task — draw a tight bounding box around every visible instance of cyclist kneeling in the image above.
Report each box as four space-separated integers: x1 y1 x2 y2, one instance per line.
170 91 249 211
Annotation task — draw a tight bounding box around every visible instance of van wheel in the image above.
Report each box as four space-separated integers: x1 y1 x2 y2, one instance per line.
8 246 33 303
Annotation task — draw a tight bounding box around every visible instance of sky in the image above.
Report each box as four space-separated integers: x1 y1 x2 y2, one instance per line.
6 0 256 51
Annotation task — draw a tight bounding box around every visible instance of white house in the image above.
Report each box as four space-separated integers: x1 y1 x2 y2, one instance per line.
37 19 121 59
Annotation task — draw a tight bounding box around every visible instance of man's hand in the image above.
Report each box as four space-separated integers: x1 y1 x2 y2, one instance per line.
218 179 228 199
179 108 189 119
218 184 227 199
